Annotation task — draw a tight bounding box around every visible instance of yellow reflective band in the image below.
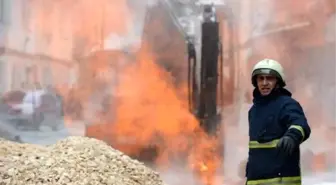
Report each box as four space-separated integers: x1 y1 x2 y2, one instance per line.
249 139 279 148
247 176 301 185
288 125 305 141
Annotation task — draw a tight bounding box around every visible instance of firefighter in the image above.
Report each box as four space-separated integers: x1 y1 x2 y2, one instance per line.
246 59 311 185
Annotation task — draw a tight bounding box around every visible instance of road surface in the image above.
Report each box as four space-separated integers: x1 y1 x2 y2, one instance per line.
0 119 334 185
0 119 85 145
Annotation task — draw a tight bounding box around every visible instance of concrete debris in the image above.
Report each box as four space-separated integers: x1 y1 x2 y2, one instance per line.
0 136 166 185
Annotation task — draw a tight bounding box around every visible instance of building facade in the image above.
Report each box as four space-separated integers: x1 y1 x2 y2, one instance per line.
236 0 335 101
235 0 335 175
0 0 77 93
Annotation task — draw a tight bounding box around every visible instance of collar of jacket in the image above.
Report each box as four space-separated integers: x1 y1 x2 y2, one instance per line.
253 87 292 105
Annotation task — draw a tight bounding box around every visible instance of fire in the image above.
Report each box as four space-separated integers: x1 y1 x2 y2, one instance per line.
27 0 223 184
79 46 223 185
199 162 209 172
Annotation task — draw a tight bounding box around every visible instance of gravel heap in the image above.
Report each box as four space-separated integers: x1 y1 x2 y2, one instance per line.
0 136 166 185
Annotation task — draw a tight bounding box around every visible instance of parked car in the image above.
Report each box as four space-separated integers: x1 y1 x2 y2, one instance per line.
1 89 64 131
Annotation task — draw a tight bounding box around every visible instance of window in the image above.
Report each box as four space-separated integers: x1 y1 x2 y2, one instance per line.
25 65 38 85
0 0 4 22
0 61 4 93
42 66 53 86
325 15 335 43
22 0 32 32
11 64 18 89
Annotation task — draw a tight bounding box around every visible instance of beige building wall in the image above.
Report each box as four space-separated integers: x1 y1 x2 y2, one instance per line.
0 0 77 93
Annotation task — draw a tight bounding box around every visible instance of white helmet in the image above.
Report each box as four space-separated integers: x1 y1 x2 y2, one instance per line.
251 59 286 87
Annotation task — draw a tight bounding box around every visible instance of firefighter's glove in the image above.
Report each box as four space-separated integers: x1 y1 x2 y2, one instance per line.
276 136 296 156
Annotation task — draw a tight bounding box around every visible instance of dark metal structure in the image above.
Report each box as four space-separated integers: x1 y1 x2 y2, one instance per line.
85 2 229 172
187 4 224 135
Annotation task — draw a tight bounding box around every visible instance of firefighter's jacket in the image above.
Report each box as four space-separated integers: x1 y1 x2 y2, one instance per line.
246 88 311 185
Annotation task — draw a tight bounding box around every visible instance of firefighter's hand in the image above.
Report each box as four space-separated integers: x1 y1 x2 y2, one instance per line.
276 136 296 155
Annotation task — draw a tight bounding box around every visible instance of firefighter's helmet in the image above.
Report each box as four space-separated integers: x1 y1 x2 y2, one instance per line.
251 59 286 87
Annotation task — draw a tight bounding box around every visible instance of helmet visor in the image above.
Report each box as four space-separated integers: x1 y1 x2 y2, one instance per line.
252 68 280 79
251 68 285 87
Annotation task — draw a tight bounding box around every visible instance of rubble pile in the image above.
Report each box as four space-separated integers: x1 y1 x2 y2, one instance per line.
0 137 166 185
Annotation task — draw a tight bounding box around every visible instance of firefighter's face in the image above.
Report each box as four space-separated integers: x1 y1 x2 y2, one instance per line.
256 74 277 96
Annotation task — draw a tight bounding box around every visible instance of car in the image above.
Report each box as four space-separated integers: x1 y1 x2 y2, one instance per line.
2 89 64 131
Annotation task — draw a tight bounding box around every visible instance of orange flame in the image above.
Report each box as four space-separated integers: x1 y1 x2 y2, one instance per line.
81 46 223 185
29 1 222 184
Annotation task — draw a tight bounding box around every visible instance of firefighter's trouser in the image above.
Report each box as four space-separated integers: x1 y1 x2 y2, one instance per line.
246 176 301 185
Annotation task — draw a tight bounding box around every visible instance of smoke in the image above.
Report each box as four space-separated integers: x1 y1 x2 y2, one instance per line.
184 0 336 182
229 0 336 180
22 0 335 184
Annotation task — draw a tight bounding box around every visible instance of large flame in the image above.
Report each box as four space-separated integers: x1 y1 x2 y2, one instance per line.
85 46 223 185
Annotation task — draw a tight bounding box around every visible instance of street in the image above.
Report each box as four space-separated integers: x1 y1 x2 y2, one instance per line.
0 118 85 145
0 118 334 185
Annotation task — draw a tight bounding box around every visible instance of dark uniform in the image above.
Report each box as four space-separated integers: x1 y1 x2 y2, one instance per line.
246 88 311 185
